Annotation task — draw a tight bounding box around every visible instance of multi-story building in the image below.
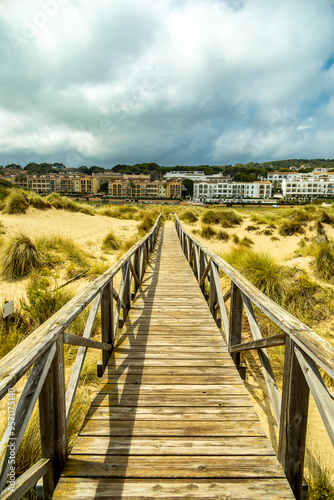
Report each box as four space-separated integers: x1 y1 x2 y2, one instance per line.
193 180 272 202
282 174 334 198
0 172 100 194
107 177 182 199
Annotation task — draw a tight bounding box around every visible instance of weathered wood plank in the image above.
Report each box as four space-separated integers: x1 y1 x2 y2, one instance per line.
64 332 112 351
54 477 295 499
230 333 286 353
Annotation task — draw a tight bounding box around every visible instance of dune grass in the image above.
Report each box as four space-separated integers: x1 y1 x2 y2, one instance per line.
201 208 242 227
179 208 199 224
36 234 90 269
2 190 29 214
224 248 289 304
102 231 121 251
2 233 44 279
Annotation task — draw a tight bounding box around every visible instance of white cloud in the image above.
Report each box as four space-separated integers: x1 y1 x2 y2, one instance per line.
1 0 334 166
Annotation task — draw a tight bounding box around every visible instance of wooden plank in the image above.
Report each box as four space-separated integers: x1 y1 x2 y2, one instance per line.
54 477 294 499
0 459 50 500
63 455 285 478
90 394 254 407
101 281 113 372
78 420 267 437
230 333 286 353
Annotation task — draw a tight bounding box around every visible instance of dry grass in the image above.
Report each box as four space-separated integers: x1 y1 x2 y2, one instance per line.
2 190 29 214
2 233 44 279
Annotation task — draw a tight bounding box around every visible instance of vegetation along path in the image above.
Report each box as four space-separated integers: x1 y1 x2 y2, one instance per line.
53 222 294 499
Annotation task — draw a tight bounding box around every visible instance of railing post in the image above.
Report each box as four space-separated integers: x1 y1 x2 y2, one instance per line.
229 282 243 370
123 264 131 322
133 248 141 295
199 249 206 293
101 280 113 373
209 262 218 321
39 336 67 499
278 336 309 500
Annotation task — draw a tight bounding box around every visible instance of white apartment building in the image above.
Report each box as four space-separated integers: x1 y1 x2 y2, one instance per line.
282 175 334 198
193 180 272 202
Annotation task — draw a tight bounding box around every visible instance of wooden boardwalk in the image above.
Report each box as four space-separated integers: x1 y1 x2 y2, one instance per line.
54 222 294 499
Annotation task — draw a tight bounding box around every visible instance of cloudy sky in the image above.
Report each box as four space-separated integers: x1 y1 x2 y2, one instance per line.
1 0 334 168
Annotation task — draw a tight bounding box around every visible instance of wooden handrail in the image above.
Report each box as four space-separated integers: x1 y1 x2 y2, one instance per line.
0 215 162 399
175 214 334 379
175 213 334 500
0 214 162 500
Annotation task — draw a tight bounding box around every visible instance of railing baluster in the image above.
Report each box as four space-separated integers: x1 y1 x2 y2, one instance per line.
209 262 218 321
278 336 309 500
39 336 67 499
101 280 113 373
229 282 243 370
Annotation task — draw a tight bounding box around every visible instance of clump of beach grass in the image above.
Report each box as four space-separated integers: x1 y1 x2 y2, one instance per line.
36 234 90 269
201 209 242 227
102 231 121 251
29 194 51 210
2 233 44 279
224 248 289 303
2 190 29 214
179 208 199 224
199 224 216 239
216 230 229 241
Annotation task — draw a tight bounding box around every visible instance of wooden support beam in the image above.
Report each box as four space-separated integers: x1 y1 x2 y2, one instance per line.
39 337 67 499
65 292 102 423
209 262 218 321
229 333 286 353
63 332 112 351
0 459 51 500
199 260 211 287
112 287 126 310
278 336 309 500
129 260 140 287
101 281 113 373
210 264 230 343
242 293 281 426
0 345 56 492
229 282 243 370
294 346 334 447
224 288 231 302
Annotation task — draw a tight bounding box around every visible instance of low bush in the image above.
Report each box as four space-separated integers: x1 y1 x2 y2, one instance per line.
239 236 254 247
21 275 73 327
232 234 240 244
2 234 44 279
279 218 305 236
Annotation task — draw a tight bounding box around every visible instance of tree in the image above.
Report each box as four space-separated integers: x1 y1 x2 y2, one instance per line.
99 180 108 193
182 179 194 197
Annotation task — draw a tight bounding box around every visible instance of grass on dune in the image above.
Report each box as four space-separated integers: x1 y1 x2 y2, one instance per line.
298 240 334 282
2 190 29 214
1 233 44 279
102 231 121 251
179 208 200 224
36 234 90 269
201 208 242 227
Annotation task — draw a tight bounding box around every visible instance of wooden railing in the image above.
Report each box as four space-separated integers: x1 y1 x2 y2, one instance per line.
175 214 334 500
0 215 161 500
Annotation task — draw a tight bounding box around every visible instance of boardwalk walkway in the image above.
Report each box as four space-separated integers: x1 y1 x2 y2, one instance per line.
54 222 294 499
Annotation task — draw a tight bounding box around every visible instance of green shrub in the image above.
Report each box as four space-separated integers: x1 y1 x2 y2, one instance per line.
102 231 121 250
3 191 29 214
2 234 44 279
21 275 73 326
